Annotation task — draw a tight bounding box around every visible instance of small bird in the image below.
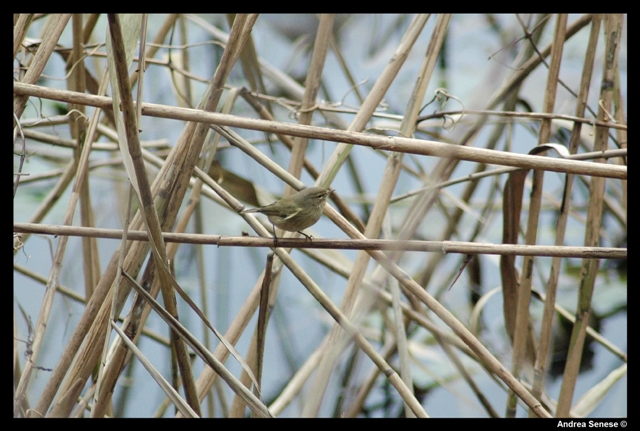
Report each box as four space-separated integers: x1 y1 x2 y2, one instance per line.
241 187 333 243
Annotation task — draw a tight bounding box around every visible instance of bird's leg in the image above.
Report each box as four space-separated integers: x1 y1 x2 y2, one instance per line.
271 224 280 247
298 231 313 242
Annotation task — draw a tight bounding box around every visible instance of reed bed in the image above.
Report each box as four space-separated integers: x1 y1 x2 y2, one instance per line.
13 14 626 418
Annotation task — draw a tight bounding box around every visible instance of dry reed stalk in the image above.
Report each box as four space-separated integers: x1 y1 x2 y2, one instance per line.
13 14 72 124
13 14 92 417
284 14 334 198
306 13 448 417
509 14 568 418
14 83 628 179
530 14 603 416
11 223 627 259
28 13 256 417
556 14 624 417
